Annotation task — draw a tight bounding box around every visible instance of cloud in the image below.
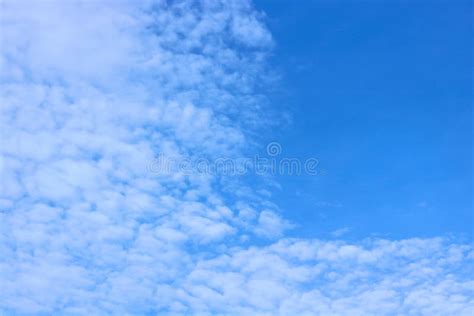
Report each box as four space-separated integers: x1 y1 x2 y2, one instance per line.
330 227 350 238
255 210 293 238
0 0 472 315
177 238 473 315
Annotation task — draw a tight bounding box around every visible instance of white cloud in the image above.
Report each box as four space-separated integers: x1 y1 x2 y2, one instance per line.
0 0 472 315
330 227 350 237
169 238 473 315
255 210 293 238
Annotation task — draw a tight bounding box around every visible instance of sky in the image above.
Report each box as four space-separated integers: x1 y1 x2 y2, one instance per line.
253 0 472 240
0 0 473 315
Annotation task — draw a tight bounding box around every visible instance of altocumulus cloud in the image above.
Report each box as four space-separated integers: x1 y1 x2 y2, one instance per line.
0 0 473 315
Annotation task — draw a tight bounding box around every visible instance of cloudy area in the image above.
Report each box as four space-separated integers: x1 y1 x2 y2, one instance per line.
0 0 472 315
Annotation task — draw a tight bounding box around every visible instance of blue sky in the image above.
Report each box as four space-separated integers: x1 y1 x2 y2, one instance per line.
1 0 473 315
256 0 472 240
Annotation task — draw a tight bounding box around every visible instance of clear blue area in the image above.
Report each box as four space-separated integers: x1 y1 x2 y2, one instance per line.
255 0 472 239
